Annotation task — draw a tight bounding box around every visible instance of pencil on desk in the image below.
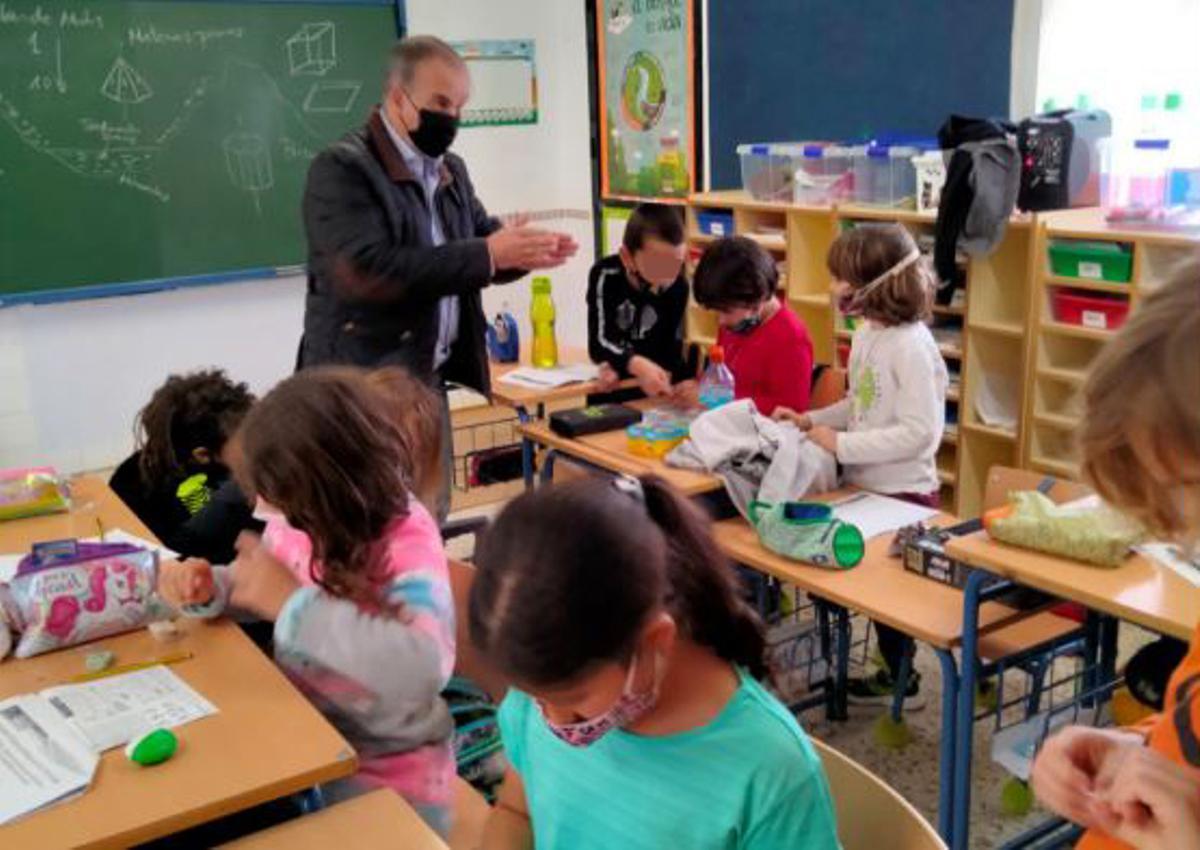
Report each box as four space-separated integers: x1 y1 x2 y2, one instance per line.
70 651 194 683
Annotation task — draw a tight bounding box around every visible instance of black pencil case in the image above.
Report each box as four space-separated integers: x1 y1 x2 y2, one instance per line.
548 404 642 438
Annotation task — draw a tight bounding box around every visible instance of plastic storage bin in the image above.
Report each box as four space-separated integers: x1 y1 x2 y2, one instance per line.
1104 138 1171 210
913 151 947 212
1047 240 1132 283
696 210 735 237
851 141 930 207
793 144 854 205
1051 289 1131 331
738 142 827 202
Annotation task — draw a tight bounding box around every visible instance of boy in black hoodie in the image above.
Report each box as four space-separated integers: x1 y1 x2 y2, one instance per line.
587 203 695 400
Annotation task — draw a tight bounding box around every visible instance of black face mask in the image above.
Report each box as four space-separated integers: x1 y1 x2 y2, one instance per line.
402 90 459 158
728 315 763 335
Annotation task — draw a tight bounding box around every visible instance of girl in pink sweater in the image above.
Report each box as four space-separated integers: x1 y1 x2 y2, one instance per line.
160 368 456 835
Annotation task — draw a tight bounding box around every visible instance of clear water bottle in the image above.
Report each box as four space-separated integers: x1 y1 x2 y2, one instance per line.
530 277 558 368
698 344 735 409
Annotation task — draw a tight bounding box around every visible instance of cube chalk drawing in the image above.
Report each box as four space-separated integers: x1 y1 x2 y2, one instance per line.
287 22 336 77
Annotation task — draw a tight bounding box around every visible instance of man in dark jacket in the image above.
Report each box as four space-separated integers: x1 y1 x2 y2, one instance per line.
298 35 576 517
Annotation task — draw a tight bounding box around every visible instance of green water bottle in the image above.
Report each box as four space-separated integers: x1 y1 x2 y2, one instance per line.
530 276 558 368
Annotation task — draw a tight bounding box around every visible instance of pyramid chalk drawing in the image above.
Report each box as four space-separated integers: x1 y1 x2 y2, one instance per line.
101 57 153 105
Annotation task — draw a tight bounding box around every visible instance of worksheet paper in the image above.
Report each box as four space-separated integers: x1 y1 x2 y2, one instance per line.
40 666 217 752
1138 542 1200 588
498 363 601 389
831 492 940 540
0 694 98 825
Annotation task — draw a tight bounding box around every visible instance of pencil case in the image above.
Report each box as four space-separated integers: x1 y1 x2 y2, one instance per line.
0 541 166 659
984 490 1144 567
549 404 642 438
0 466 70 522
749 501 865 569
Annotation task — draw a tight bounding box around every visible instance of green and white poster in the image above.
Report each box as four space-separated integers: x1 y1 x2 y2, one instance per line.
597 0 694 201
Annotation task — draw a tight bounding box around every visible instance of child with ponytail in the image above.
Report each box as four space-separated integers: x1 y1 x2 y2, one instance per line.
470 474 839 850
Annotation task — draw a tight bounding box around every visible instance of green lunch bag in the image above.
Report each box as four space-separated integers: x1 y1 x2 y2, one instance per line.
748 501 865 569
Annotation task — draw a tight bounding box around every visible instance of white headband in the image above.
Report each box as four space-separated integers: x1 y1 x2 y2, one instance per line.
858 249 922 297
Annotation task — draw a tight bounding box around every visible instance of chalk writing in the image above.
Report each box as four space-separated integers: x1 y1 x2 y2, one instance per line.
128 24 244 49
119 172 170 202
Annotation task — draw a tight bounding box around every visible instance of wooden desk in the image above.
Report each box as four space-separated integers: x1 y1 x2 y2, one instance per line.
0 476 156 556
221 771 489 849
0 478 357 849
711 501 1079 847
946 532 1198 642
714 518 1032 651
487 346 637 489
519 411 722 496
941 529 1199 850
220 789 446 850
490 354 637 412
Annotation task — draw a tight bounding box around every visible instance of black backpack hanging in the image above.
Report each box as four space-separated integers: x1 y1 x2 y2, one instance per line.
933 116 1021 286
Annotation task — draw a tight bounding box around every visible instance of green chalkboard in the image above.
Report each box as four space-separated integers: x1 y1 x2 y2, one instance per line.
0 1 400 304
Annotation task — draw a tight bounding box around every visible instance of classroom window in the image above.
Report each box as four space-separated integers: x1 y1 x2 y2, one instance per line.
1035 0 1200 147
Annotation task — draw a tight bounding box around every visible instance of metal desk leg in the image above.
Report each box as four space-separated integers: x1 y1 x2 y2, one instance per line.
1080 611 1102 707
834 606 851 722
539 448 558 486
935 647 960 847
515 405 535 490
952 569 990 850
890 638 915 723
297 785 326 813
1100 615 1119 690
816 602 837 722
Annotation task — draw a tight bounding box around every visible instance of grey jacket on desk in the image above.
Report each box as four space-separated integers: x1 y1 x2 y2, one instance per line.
297 107 524 395
667 400 838 518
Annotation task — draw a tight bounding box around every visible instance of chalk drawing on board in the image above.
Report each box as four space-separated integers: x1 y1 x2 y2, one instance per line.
223 131 274 215
100 57 153 105
302 80 360 114
80 118 142 147
286 22 336 77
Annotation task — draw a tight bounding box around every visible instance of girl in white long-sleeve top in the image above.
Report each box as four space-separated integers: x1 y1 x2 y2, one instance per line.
775 223 946 708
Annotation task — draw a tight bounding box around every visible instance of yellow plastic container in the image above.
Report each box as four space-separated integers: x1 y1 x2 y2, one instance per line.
643 426 687 458
626 425 650 457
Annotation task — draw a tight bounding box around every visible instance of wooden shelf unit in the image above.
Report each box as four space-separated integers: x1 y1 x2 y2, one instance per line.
1022 208 1200 481
684 191 1039 515
687 195 1199 516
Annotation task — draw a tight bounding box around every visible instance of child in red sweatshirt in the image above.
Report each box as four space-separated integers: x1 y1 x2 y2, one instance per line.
693 236 814 415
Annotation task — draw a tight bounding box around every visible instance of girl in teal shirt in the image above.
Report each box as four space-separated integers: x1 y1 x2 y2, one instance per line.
470 474 841 850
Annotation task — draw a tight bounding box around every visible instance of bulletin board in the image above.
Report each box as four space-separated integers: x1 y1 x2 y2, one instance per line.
600 204 633 255
596 0 696 203
452 39 538 127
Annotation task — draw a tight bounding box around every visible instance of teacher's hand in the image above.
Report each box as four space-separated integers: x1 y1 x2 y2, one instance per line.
488 227 577 271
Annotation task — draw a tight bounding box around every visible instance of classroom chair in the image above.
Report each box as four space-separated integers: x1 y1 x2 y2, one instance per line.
809 364 848 412
812 737 946 850
983 466 1091 515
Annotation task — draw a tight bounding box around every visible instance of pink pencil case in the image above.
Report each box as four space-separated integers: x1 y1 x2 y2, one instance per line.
0 466 71 522
0 542 164 659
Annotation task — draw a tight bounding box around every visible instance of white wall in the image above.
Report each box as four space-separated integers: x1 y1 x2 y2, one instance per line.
0 0 594 474
408 0 596 351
